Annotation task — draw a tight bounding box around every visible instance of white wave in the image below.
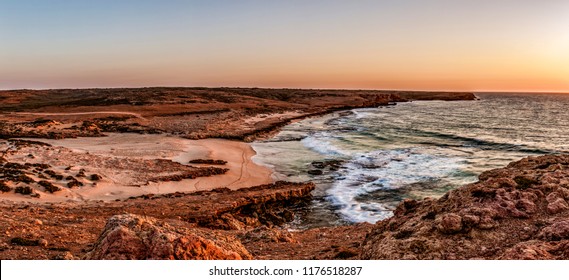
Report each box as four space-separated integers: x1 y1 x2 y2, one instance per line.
327 148 466 223
351 108 390 120
300 134 348 156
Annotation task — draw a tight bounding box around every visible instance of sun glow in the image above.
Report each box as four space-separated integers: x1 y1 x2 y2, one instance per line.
1 1 569 92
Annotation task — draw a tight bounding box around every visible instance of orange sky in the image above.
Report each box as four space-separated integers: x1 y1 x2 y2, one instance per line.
1 1 568 92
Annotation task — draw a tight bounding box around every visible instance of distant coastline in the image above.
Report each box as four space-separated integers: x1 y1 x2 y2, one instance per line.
0 87 476 141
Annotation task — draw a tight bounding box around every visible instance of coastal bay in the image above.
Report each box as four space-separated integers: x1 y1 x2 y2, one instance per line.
4 88 569 260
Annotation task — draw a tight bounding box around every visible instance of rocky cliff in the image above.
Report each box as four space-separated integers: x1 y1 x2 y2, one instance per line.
360 154 569 260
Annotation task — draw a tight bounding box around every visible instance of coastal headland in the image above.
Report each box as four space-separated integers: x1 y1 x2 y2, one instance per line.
8 88 564 259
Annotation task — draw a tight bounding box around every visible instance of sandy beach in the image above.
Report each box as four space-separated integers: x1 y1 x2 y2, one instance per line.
1 133 273 202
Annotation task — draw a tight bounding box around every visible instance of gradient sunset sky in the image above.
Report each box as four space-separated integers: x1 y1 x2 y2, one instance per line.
1 0 568 92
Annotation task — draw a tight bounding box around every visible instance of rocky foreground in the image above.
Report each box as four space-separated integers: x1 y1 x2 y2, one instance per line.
361 154 569 260
0 181 314 259
2 154 569 259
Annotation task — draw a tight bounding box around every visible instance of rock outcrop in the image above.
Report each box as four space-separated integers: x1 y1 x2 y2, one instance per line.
189 159 228 165
0 140 230 197
360 155 569 260
84 214 252 260
185 181 315 230
81 181 314 260
0 180 318 260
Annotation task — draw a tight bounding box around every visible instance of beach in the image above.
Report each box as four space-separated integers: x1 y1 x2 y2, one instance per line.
1 134 273 202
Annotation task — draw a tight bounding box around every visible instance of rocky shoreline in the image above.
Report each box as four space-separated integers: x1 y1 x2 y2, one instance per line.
361 155 569 260
0 88 476 142
2 154 569 259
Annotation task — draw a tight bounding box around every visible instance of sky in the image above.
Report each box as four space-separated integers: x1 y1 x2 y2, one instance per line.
1 0 568 92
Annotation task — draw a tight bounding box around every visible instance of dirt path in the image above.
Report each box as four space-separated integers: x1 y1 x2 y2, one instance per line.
226 150 248 188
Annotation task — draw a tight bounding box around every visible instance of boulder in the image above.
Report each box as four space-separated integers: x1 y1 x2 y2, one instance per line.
84 214 251 260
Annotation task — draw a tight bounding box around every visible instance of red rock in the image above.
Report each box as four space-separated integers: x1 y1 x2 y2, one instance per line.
436 214 463 234
241 226 296 243
547 198 569 214
84 214 251 260
499 242 554 260
360 155 569 259
538 221 569 241
462 215 480 227
478 216 497 229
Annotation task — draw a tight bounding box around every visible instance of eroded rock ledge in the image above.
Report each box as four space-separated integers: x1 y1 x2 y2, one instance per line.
360 154 569 260
83 182 314 260
0 181 315 259
128 181 315 229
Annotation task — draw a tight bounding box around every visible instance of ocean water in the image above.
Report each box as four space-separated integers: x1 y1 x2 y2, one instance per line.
251 93 569 227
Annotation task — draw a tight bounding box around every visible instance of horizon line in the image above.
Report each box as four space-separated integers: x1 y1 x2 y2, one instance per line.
1 85 568 95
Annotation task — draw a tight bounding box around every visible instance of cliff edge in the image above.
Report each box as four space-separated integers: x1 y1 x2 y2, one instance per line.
360 154 569 259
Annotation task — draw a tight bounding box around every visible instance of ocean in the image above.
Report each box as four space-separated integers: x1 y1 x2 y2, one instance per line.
251 92 569 228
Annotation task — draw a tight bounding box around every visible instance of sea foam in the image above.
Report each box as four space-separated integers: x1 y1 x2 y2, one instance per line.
327 148 465 223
